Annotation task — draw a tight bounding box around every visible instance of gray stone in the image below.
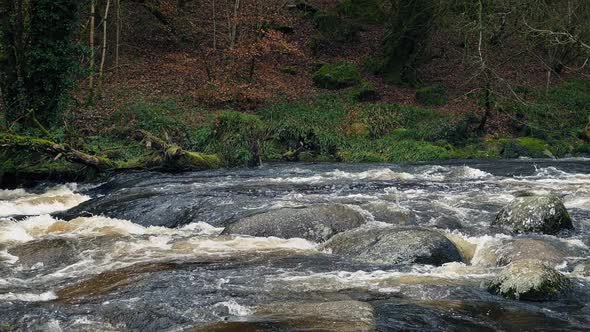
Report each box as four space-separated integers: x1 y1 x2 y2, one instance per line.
488 259 570 301
361 201 417 225
222 204 365 242
495 239 568 267
493 195 573 234
322 227 462 266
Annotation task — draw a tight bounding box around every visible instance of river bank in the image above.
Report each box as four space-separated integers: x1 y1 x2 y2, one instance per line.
2 80 590 188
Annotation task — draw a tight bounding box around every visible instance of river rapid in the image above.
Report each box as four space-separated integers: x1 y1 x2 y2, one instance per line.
1 159 589 331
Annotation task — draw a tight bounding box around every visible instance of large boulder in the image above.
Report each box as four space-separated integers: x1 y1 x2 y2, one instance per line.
488 259 570 301
493 195 573 234
573 261 590 277
222 204 365 242
322 227 462 266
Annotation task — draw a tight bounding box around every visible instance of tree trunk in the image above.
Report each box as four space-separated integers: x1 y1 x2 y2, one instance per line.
89 0 96 98
99 0 111 92
115 0 120 69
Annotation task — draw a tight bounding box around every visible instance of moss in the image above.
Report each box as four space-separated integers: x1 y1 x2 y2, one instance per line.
350 82 379 102
501 137 553 158
415 84 448 106
313 62 361 89
341 137 450 162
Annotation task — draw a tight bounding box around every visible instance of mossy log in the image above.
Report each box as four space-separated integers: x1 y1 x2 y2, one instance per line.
133 130 221 170
1 131 220 174
0 134 115 170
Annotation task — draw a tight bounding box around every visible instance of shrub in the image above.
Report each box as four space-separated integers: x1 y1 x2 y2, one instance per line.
208 111 266 166
415 84 448 106
313 11 360 43
313 62 362 89
337 0 386 24
111 101 195 146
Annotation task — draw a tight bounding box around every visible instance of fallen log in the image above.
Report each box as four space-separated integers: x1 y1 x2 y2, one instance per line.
133 130 221 170
0 134 115 170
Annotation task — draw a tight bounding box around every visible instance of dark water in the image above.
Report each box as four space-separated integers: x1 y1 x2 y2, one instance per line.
0 159 589 331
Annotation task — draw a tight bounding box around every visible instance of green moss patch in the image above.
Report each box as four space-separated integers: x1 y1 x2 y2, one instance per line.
313 62 362 89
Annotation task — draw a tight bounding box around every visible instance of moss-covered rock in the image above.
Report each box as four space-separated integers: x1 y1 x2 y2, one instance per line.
488 259 570 301
501 137 554 158
493 195 573 235
313 62 361 89
350 82 379 102
415 84 448 106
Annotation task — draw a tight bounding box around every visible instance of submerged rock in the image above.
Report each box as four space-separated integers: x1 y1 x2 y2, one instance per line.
8 238 78 269
256 300 375 332
493 195 573 234
194 300 374 332
361 201 418 225
222 204 365 242
322 227 462 266
488 259 570 301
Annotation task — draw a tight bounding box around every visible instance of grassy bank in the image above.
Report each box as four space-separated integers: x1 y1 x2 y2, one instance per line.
1 79 589 186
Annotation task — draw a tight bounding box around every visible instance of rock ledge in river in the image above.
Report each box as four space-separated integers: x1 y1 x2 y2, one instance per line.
488 259 570 301
222 204 365 242
493 195 573 234
322 227 462 266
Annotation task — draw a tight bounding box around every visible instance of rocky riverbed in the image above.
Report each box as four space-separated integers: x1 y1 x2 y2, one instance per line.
1 159 589 331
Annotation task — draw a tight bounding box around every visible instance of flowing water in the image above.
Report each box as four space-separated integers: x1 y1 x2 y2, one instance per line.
1 159 589 331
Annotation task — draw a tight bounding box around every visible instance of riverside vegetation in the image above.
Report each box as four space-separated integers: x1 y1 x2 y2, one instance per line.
1 0 590 186
2 79 589 186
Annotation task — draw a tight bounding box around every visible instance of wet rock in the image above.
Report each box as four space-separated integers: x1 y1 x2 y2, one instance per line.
493 195 573 234
433 216 463 230
194 300 374 332
361 201 417 225
488 259 570 301
256 300 375 332
495 239 567 267
55 189 202 228
443 233 476 263
322 227 462 266
222 204 365 242
8 238 78 269
573 261 590 277
56 263 179 304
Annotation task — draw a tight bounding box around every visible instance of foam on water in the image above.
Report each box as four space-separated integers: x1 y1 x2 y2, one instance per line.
213 300 253 316
0 291 57 302
0 184 89 217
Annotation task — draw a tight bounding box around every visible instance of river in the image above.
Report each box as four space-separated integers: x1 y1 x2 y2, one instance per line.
1 159 589 331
